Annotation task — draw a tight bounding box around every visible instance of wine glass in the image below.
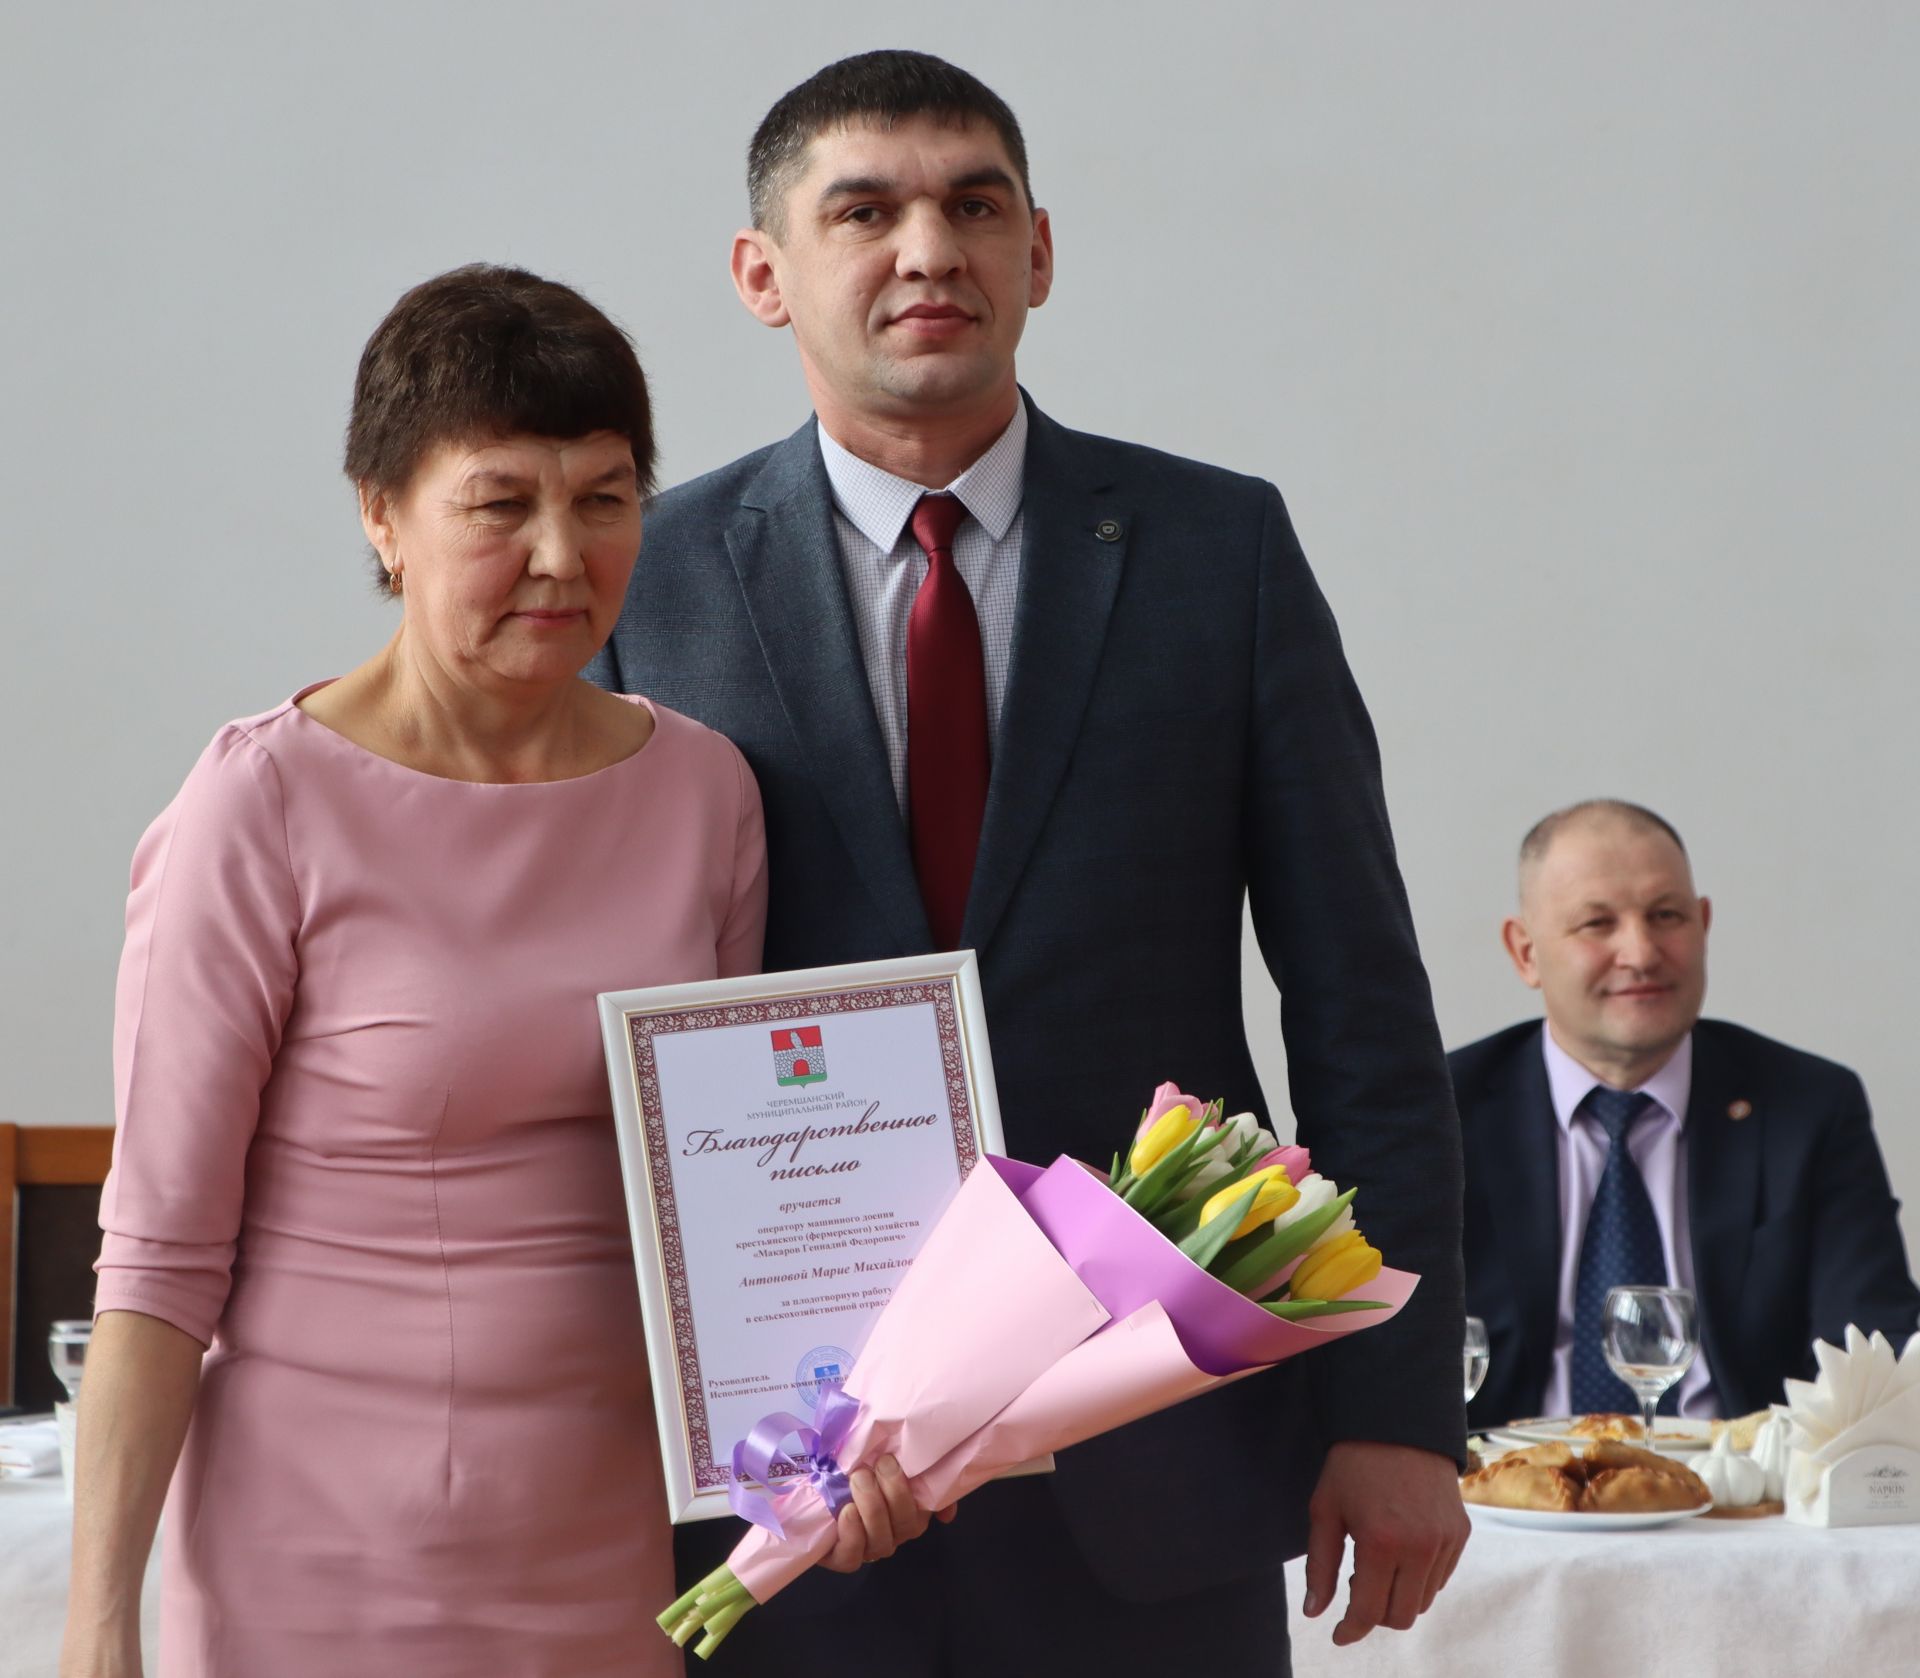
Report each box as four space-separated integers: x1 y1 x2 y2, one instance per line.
49 1319 92 1403
1463 1316 1490 1405
1601 1286 1697 1448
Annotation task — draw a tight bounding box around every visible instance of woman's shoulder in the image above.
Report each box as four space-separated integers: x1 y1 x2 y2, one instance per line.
164 688 352 811
627 697 745 764
224 691 310 745
622 697 759 800
181 694 302 775
127 698 319 876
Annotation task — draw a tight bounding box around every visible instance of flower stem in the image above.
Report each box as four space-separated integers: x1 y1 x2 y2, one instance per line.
657 1564 757 1657
694 1595 753 1660
658 1585 705 1634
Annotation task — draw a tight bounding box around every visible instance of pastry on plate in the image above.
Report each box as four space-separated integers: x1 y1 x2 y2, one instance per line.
1461 1459 1582 1513
1566 1412 1645 1441
1580 1439 1700 1481
1584 1464 1711 1513
1461 1439 1709 1514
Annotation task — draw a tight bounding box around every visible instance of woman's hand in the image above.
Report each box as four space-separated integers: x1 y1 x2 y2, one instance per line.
817 1455 957 1572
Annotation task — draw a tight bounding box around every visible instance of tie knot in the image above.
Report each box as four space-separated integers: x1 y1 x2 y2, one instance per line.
1583 1086 1657 1145
910 493 967 558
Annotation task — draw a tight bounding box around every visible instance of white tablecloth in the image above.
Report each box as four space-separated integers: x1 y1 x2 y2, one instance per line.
1284 1506 1920 1677
11 1472 1920 1675
0 1476 161 1678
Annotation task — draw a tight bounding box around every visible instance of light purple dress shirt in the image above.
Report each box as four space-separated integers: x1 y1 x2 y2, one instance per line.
1541 1026 1718 1417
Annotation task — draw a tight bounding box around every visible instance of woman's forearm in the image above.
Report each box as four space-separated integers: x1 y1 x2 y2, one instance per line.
63 1309 205 1649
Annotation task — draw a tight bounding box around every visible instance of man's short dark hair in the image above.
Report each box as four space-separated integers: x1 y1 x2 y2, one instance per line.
748 50 1033 236
344 264 655 591
1519 798 1690 880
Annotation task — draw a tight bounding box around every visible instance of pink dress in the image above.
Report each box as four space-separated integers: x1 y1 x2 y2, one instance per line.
95 690 767 1677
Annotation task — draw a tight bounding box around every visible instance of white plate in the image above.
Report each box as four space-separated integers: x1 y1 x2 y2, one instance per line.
1491 1415 1712 1452
1471 1501 1713 1532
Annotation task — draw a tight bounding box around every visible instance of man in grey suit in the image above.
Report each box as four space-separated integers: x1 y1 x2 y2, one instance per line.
589 49 1468 1675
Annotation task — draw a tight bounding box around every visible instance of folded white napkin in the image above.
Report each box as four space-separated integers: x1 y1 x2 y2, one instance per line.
1781 1325 1920 1520
1784 1325 1920 1462
0 1419 63 1479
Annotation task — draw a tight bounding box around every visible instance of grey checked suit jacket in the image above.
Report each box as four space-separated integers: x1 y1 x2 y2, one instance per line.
586 397 1466 1599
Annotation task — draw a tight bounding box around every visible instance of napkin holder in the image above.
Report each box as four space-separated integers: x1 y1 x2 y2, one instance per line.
1784 1443 1920 1528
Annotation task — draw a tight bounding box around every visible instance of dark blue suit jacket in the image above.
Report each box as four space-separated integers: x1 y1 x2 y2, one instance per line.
588 399 1465 1600
1455 1017 1920 1430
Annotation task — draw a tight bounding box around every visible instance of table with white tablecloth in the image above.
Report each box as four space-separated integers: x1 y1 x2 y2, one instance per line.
1284 1506 1920 1677
0 1476 160 1678
10 1471 1920 1675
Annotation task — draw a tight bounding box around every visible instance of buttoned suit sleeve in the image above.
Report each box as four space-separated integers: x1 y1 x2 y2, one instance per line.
1240 483 1468 1462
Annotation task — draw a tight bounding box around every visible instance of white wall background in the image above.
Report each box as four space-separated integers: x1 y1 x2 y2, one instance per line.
4 3 1916 1257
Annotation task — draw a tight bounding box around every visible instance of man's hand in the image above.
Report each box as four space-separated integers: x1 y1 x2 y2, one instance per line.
1302 1440 1469 1646
818 1455 957 1574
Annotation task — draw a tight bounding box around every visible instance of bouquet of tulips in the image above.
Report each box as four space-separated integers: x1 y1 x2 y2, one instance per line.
1108 1089 1390 1314
660 1084 1415 1659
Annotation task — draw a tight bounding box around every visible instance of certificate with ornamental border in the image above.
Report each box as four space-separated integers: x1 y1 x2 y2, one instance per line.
599 953 1005 1522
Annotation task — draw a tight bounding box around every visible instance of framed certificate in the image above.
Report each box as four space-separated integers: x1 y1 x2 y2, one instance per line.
599 953 1005 1522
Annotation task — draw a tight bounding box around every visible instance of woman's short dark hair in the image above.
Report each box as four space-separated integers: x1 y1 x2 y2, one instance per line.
345 265 655 590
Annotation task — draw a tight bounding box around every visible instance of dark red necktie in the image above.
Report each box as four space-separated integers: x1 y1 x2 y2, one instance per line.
906 493 989 950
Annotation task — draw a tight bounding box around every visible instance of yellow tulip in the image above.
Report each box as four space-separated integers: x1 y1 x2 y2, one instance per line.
1289 1229 1382 1300
1129 1103 1201 1176
1199 1164 1300 1240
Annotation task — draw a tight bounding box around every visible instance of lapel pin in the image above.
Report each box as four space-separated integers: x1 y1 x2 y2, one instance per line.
1727 1099 1753 1121
1094 518 1123 542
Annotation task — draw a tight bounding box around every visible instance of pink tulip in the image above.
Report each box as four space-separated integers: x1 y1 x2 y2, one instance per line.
1135 1082 1207 1140
1253 1144 1311 1182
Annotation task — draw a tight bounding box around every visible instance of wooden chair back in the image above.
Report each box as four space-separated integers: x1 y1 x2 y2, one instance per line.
0 1124 114 1411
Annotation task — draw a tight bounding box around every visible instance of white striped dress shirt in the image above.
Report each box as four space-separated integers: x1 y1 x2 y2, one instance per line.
816 400 1027 815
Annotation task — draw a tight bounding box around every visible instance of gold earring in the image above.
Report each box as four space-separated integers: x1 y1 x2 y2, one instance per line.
388 564 403 595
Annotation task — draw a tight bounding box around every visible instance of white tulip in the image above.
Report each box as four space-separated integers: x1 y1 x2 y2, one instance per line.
1170 1111 1277 1201
1269 1174 1355 1251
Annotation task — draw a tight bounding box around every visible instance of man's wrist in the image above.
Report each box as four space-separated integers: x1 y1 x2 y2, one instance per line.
1322 1432 1470 1472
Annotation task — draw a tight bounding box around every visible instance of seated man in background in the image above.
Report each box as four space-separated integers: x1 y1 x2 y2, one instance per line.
1456 799 1919 1429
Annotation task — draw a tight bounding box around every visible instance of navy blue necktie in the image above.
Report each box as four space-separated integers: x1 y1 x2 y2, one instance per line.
1569 1088 1672 1416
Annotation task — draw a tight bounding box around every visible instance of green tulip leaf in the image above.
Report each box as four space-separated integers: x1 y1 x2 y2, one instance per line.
1259 1297 1388 1319
1151 1191 1209 1241
1177 1180 1262 1269
1123 1117 1229 1215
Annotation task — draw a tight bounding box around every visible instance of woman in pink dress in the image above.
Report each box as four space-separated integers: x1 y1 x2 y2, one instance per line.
63 267 926 1678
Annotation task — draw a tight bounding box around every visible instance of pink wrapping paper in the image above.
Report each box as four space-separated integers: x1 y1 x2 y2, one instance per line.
729 1157 1110 1600
911 1155 1417 1506
1007 1154 1415 1372
726 1154 1416 1603
911 1281 1418 1509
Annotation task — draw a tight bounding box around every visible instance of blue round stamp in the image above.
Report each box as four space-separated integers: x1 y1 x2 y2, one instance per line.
795 1345 853 1411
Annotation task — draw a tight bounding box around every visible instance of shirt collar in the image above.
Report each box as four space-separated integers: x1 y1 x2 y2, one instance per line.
1541 1024 1694 1135
817 397 1028 554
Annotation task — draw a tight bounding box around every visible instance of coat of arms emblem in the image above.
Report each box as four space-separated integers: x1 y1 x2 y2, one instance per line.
771 1026 827 1087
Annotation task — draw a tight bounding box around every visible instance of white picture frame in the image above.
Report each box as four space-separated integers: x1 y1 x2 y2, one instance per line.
599 952 1005 1522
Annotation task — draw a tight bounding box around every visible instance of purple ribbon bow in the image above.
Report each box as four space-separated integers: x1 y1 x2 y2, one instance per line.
728 1381 863 1539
